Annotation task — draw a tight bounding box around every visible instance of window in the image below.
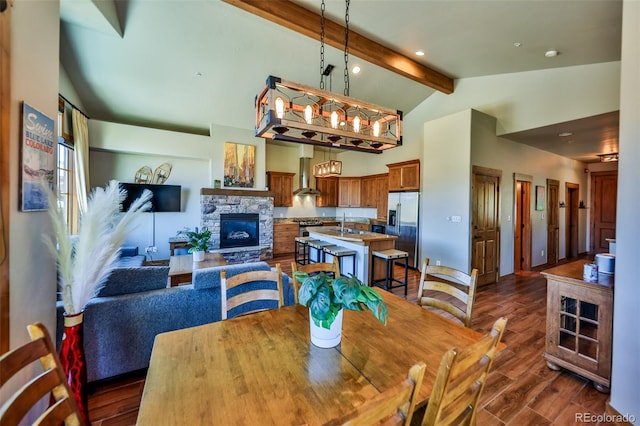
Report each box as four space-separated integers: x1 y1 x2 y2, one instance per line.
57 143 79 234
57 95 79 233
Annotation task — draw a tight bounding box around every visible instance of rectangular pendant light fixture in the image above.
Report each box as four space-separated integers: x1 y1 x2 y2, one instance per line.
255 76 402 154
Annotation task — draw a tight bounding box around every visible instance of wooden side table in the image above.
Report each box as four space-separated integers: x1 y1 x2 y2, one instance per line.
541 260 614 392
169 237 189 256
168 253 228 286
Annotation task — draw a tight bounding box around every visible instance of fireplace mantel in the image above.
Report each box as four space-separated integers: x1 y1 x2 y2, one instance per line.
201 188 274 198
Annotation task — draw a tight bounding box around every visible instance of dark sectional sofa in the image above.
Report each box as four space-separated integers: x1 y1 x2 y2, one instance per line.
56 261 294 383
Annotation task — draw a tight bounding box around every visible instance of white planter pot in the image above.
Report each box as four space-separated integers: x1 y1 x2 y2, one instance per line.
192 250 205 262
309 309 343 348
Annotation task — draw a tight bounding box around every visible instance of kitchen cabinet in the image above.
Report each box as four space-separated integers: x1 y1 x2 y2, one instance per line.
266 171 295 207
387 160 420 191
375 174 389 219
316 177 338 207
541 260 613 392
273 222 298 255
361 173 389 219
360 176 377 208
338 178 361 207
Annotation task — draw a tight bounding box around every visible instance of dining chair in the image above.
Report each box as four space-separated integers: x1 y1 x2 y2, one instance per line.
419 316 508 426
416 258 479 328
325 363 426 426
220 263 284 320
1 322 84 426
291 257 341 304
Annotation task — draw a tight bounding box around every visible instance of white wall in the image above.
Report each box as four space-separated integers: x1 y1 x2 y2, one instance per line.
87 120 266 257
471 110 589 274
90 150 207 259
610 0 640 420
3 0 59 419
422 110 472 272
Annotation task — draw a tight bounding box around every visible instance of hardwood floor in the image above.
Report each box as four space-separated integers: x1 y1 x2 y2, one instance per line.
87 255 612 425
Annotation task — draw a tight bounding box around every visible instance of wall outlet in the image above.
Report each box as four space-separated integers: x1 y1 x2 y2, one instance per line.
541 250 544 257
436 260 441 266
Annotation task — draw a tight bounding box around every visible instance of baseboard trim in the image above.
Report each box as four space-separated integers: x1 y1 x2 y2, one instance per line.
605 401 635 425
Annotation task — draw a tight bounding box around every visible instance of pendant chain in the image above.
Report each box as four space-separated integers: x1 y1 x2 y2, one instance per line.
319 0 326 90
343 0 350 97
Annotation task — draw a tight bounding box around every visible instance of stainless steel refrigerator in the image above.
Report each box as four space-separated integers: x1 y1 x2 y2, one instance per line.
386 192 419 268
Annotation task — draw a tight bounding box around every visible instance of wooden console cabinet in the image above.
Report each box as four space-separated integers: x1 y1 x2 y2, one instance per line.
541 260 613 392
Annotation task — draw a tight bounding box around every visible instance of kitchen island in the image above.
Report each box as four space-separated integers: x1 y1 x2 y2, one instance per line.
307 226 397 286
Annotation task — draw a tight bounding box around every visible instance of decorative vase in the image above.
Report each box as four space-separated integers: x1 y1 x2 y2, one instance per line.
193 250 205 262
59 311 90 424
309 309 343 348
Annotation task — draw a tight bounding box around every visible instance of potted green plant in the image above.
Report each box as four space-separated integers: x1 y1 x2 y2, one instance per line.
294 272 388 348
178 227 211 261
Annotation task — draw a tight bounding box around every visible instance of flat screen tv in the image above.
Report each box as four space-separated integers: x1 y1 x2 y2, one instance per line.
119 183 181 213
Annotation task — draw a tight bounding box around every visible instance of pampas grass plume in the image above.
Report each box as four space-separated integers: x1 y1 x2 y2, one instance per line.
44 180 152 314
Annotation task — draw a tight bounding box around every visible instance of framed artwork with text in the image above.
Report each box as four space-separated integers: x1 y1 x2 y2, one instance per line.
20 102 55 211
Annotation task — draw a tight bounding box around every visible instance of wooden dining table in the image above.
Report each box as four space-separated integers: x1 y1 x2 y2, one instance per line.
137 291 490 425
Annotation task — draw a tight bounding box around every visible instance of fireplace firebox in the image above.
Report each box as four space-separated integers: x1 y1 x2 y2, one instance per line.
219 213 260 249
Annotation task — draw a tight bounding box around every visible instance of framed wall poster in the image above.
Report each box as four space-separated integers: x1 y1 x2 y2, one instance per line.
20 102 55 211
535 185 545 211
223 142 255 188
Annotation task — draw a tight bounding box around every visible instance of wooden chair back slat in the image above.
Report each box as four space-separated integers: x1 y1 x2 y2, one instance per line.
326 363 426 426
420 317 507 426
417 258 479 328
220 264 284 320
0 322 84 426
291 258 341 304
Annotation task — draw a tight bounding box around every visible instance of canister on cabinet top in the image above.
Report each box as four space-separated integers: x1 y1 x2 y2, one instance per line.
583 263 598 282
596 253 615 274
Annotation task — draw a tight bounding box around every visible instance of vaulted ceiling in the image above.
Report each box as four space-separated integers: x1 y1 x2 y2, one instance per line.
60 0 622 163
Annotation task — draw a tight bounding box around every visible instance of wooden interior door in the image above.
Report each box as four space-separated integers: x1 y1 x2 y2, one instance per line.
590 171 617 253
515 179 532 271
471 166 501 286
566 183 580 258
547 179 560 265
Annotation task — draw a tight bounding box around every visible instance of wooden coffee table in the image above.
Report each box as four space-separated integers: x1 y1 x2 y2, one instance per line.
168 252 227 286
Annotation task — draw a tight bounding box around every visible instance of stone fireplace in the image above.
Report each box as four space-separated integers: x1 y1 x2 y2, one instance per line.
200 188 274 263
219 213 260 248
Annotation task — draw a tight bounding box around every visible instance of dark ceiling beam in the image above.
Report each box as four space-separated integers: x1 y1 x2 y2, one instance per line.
222 0 454 94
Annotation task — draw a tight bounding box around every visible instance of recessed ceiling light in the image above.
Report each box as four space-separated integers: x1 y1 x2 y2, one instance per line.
352 65 361 74
558 132 573 137
545 49 559 58
513 42 522 48
415 50 425 56
195 71 203 77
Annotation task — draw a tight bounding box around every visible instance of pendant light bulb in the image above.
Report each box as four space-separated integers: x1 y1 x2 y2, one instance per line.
275 97 285 119
373 120 380 137
353 116 361 133
304 105 313 124
331 111 339 129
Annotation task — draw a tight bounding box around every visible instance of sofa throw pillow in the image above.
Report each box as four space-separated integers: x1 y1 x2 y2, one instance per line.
95 266 169 297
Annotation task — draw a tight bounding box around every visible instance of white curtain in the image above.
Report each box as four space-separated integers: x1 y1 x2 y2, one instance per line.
72 109 90 214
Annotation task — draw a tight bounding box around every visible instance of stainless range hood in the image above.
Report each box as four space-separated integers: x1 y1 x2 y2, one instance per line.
293 157 321 196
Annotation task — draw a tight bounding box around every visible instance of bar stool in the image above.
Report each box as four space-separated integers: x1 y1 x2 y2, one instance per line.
294 236 311 265
323 245 357 277
371 249 409 295
307 240 334 263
